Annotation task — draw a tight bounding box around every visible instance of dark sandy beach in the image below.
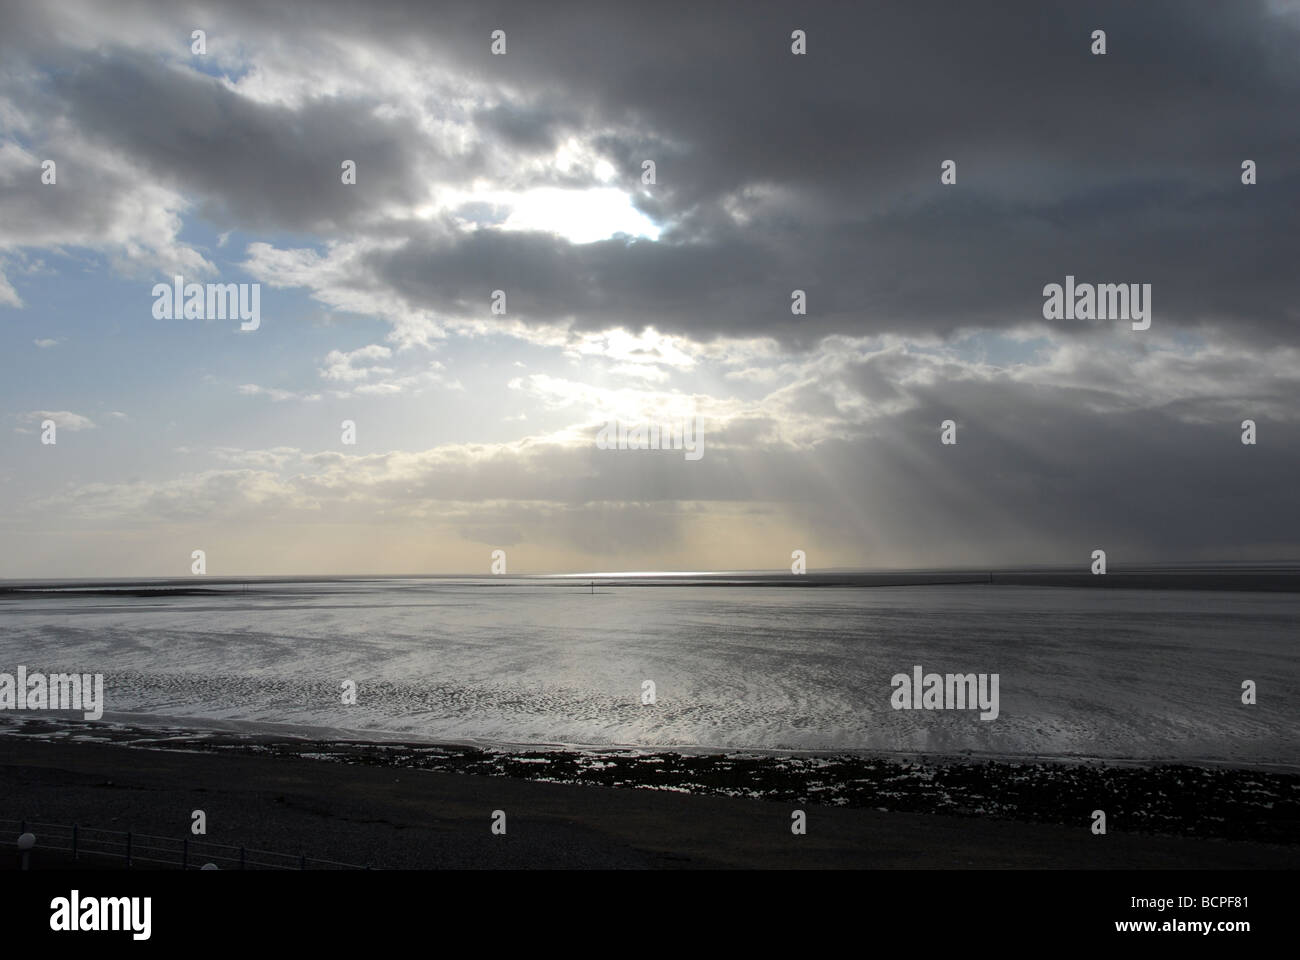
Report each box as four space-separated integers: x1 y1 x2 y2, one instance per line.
2 731 1295 870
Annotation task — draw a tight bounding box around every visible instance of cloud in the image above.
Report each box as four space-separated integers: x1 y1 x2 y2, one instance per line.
2 0 1297 573
237 384 321 402
0 270 21 307
0 123 213 289
15 410 96 431
319 344 394 382
3 0 1294 347
26 332 1300 564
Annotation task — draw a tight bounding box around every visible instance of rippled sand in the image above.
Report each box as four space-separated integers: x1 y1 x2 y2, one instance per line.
1 578 1295 766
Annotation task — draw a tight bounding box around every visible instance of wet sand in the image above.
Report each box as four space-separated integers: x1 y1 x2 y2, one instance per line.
1 736 1295 869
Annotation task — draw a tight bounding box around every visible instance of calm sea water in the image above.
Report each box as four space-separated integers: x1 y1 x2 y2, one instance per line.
0 579 1295 766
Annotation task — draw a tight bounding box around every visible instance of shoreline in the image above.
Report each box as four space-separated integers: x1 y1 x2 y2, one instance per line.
3 716 1296 850
4 712 1294 774
2 735 1295 870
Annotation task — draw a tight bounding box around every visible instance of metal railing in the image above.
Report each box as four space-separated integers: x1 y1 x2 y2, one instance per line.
3 818 372 870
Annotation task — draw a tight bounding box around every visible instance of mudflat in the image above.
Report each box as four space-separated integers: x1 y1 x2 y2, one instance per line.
1 738 1295 870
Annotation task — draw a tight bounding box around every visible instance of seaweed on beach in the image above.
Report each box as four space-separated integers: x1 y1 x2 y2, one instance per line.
5 717 1293 846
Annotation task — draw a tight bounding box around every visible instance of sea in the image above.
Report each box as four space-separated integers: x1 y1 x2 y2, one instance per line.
0 574 1295 768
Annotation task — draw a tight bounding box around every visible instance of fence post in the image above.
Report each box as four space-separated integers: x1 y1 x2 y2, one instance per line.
126 832 132 868
72 825 78 861
18 832 35 871
183 837 189 870
299 854 306 870
240 846 246 870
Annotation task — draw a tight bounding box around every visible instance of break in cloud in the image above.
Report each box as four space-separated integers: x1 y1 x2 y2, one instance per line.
1 0 1298 576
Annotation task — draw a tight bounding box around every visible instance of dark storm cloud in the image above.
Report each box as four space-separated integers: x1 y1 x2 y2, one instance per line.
260 0 1300 345
44 54 479 233
358 179 1297 349
790 381 1300 565
2 0 1296 344
478 100 577 153
563 370 1300 564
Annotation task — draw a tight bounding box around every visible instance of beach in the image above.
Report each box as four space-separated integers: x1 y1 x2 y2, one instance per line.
2 723 1296 870
3 575 1296 869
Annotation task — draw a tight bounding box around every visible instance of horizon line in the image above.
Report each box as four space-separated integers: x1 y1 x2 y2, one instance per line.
4 559 1300 585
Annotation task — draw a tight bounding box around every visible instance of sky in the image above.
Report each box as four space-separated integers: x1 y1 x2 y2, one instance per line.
1 0 1298 577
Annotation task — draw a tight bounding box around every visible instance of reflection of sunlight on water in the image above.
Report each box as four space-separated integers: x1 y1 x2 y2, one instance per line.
1 584 1295 765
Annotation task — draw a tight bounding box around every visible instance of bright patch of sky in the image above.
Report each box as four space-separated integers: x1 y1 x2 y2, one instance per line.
447 185 660 244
